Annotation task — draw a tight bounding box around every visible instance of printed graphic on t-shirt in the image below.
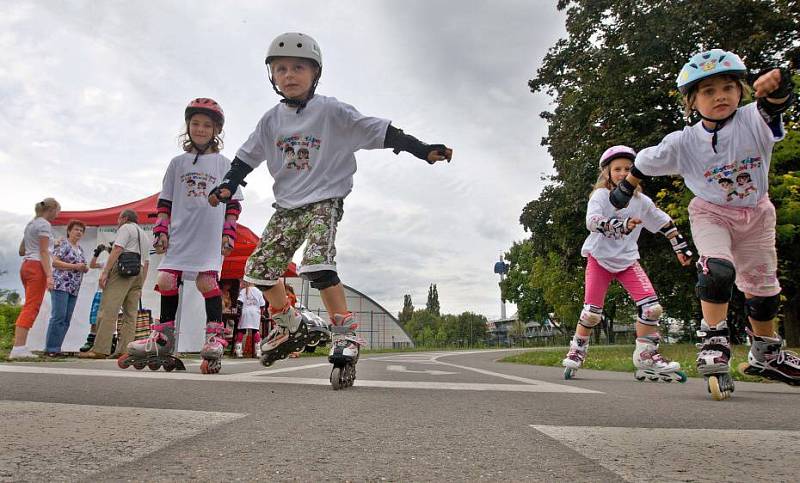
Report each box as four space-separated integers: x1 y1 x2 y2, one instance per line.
276 134 321 172
704 156 761 202
180 172 218 198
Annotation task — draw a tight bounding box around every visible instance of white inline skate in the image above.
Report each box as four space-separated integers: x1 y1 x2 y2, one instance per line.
696 320 735 400
328 313 363 390
119 321 186 372
562 335 589 380
259 304 308 367
633 334 686 383
738 328 800 386
200 321 228 374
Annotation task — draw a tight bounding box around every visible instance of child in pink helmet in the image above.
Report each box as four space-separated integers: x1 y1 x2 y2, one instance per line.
562 145 692 382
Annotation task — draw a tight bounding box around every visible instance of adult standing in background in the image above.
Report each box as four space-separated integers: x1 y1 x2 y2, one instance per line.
80 209 149 359
10 198 61 360
44 220 89 357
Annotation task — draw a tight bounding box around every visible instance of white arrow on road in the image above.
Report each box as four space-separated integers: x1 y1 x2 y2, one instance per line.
386 365 458 376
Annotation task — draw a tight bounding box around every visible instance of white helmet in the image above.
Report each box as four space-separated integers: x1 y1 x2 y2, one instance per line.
265 32 322 68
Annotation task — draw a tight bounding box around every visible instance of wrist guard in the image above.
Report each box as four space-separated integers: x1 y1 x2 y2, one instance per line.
592 217 630 239
93 245 106 258
630 165 649 181
153 218 169 247
384 124 449 164
210 158 253 202
659 221 678 238
669 232 693 257
222 220 237 242
157 198 172 217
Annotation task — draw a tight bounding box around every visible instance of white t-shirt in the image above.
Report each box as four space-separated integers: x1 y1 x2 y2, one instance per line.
634 102 782 208
158 152 243 273
114 223 150 266
236 95 390 209
22 217 53 262
581 189 671 273
237 286 265 330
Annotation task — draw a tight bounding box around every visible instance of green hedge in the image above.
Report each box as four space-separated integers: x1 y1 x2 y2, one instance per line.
0 304 22 350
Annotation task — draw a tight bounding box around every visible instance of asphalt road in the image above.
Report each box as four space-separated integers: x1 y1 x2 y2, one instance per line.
1 349 799 482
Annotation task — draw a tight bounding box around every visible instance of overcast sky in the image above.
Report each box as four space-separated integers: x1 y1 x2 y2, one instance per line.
0 0 565 319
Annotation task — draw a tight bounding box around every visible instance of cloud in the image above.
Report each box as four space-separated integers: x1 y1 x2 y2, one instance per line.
2 0 565 318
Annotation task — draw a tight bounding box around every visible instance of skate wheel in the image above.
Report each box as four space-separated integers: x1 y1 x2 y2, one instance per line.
634 373 646 382
133 361 146 370
163 360 176 372
330 366 344 390
662 377 673 383
116 354 132 370
564 368 575 380
708 376 728 401
201 359 221 374
147 362 161 371
201 359 211 374
676 371 687 383
737 362 754 377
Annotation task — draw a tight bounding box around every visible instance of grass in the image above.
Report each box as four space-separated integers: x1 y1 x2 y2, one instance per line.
500 343 800 382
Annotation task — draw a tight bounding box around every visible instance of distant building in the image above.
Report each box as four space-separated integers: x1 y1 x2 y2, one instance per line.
486 312 564 344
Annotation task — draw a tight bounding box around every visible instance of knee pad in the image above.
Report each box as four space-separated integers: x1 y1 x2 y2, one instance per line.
196 271 221 298
695 258 735 303
304 270 340 290
636 295 662 326
155 269 182 296
744 294 780 322
578 304 603 329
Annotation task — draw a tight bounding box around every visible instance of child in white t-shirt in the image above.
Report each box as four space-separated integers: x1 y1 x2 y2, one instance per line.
609 49 798 398
123 98 243 375
208 32 452 386
235 281 266 358
562 146 691 382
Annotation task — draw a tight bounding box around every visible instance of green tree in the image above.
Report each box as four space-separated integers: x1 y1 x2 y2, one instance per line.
506 0 798 342
0 289 21 306
398 294 414 324
426 284 440 316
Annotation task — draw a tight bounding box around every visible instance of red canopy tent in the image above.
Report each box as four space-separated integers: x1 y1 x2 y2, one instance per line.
53 194 297 279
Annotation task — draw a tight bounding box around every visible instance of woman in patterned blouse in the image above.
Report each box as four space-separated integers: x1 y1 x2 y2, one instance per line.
44 220 89 356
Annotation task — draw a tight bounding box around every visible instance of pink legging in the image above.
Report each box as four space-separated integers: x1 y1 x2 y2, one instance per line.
235 329 261 344
584 256 656 307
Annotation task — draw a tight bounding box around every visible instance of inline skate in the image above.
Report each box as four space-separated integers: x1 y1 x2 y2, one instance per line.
328 313 363 390
259 304 308 367
562 335 588 380
200 321 228 374
633 334 686 382
737 328 800 386
118 320 185 372
696 320 735 400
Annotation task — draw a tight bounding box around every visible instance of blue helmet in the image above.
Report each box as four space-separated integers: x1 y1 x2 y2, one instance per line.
677 49 747 95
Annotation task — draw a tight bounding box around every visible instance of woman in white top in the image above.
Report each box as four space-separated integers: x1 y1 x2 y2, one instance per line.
235 280 266 358
10 198 60 359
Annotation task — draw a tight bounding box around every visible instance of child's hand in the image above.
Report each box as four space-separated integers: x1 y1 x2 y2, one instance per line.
221 236 233 256
753 68 783 98
626 218 642 232
676 252 692 267
153 234 169 254
426 145 452 164
208 187 232 207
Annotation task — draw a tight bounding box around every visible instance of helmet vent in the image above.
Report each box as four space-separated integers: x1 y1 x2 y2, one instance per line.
719 55 726 62
297 43 303 48
690 63 698 69
278 42 285 47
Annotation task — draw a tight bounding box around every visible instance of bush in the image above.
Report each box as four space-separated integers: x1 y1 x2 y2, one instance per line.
0 304 22 351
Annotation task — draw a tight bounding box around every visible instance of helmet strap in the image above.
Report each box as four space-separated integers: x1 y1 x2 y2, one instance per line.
697 110 737 154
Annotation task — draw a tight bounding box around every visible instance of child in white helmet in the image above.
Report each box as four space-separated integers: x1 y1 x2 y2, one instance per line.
609 49 797 399
562 145 692 382
208 32 452 388
121 98 243 374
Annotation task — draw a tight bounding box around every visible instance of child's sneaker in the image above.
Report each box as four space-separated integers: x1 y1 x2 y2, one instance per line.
9 346 39 360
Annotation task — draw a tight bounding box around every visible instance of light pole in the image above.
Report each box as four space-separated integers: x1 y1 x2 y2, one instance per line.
493 255 509 320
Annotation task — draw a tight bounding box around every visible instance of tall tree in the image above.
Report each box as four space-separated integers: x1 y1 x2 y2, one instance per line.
398 294 414 323
426 284 441 316
504 0 798 337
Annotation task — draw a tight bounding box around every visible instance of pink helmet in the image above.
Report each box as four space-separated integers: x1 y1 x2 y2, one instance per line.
598 145 636 169
185 98 225 127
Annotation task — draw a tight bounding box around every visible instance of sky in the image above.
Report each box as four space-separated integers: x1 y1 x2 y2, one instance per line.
0 0 566 319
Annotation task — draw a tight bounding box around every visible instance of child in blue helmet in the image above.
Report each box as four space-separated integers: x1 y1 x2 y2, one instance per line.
207 32 452 388
609 49 797 400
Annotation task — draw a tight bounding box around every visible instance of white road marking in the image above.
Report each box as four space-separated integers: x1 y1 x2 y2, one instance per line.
386 364 458 375
531 425 800 483
0 401 243 481
0 362 599 393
